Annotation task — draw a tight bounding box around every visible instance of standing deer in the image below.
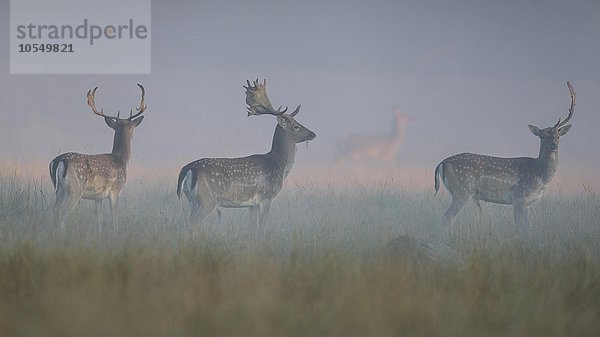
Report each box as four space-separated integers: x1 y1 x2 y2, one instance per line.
177 79 316 231
434 82 575 227
336 107 412 162
49 84 146 229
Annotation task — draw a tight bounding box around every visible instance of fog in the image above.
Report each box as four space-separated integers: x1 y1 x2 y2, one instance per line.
1 0 599 186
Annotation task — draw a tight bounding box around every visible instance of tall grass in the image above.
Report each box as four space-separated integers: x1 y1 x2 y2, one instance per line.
0 170 599 336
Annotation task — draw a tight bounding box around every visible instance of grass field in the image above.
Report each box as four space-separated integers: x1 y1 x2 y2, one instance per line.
0 169 599 336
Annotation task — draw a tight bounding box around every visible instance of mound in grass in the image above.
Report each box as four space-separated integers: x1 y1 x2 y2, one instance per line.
383 234 465 271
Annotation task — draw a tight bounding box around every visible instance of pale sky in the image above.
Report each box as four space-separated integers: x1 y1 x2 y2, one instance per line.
1 0 599 180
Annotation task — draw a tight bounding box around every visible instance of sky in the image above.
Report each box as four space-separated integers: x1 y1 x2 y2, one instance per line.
1 0 599 186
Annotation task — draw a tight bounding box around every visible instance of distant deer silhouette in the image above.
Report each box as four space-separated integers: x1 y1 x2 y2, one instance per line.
49 84 146 230
435 82 575 227
336 107 412 162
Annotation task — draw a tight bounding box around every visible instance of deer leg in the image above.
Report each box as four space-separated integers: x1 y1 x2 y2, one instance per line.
443 194 469 226
257 201 271 235
513 200 530 228
188 191 217 226
188 193 200 224
185 190 199 223
521 206 531 229
190 203 216 226
95 199 103 232
53 188 68 227
53 188 82 229
473 197 484 223
186 174 222 228
109 193 119 230
249 206 259 231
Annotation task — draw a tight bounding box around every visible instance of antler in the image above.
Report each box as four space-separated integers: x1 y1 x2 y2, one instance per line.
86 84 147 121
128 83 147 120
555 81 575 128
87 87 115 119
290 104 301 117
244 79 301 117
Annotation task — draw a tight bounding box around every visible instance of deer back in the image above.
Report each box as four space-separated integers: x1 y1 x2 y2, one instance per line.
50 152 127 198
438 153 543 204
178 154 284 206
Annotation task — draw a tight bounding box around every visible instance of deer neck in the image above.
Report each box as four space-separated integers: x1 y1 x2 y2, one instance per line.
111 130 133 165
268 124 297 178
536 147 559 184
390 121 405 143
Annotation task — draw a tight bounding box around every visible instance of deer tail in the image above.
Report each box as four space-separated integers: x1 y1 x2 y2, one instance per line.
177 166 197 198
49 158 68 191
434 161 444 196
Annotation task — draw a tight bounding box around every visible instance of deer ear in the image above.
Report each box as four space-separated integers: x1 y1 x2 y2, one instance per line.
105 117 116 129
132 116 144 127
558 124 571 136
276 116 288 128
528 125 542 137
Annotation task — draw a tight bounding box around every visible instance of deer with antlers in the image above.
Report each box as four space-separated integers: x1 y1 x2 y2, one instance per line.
49 84 147 229
177 79 316 231
434 82 575 227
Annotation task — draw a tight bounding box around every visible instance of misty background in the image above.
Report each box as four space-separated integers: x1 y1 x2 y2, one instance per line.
1 0 599 187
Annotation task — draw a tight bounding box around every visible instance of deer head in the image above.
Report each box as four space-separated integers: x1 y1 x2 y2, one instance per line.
393 107 413 126
86 83 146 136
86 83 147 163
528 81 575 154
244 79 316 143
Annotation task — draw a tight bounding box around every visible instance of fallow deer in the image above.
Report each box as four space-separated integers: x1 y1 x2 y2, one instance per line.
177 79 316 231
49 84 146 229
434 82 575 227
336 107 412 162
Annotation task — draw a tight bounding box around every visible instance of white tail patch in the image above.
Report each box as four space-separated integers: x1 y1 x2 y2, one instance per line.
434 162 444 195
439 164 447 187
55 161 67 192
183 169 194 193
178 170 192 193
